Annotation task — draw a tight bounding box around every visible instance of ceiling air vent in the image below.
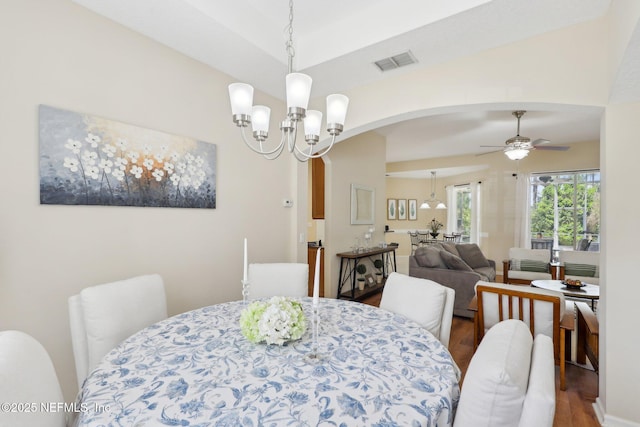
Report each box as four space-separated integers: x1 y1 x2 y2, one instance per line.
373 50 418 72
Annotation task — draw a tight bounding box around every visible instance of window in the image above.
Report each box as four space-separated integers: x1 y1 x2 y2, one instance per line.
529 170 600 250
453 185 471 242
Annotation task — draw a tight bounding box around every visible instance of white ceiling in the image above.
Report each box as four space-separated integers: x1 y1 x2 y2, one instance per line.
72 0 622 168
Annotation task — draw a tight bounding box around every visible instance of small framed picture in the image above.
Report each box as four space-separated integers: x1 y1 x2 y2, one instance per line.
398 199 407 220
365 274 376 286
408 199 417 220
387 199 397 220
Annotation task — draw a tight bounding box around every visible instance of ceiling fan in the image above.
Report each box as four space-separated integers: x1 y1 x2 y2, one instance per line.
479 110 570 160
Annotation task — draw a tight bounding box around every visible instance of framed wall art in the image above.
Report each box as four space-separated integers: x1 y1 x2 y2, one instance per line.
409 199 417 220
365 274 376 287
387 199 397 220
350 183 375 225
398 199 407 220
39 105 216 209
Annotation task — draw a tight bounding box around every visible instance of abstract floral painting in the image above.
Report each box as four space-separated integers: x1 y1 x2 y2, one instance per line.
39 105 216 208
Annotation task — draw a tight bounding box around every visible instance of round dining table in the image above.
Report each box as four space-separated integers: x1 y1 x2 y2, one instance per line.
75 297 460 426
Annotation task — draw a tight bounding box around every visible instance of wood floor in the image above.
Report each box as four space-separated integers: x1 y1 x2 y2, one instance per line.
361 292 601 427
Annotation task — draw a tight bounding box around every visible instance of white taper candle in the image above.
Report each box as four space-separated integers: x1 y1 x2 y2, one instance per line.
243 238 248 282
313 247 321 307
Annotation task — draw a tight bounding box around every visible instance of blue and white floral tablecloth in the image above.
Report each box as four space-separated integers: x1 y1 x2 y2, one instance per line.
76 298 460 426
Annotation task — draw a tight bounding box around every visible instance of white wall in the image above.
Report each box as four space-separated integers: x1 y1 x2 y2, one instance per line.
0 0 301 402
600 103 640 424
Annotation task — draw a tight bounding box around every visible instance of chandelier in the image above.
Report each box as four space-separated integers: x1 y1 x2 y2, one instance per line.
227 0 349 162
419 171 446 210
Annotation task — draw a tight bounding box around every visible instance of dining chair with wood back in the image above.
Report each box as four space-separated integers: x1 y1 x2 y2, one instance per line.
472 281 573 390
576 301 599 373
68 273 168 389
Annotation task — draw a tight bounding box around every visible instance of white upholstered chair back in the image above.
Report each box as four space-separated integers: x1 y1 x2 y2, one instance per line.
379 272 455 347
558 250 600 285
505 248 553 283
454 320 555 427
68 274 167 389
248 263 309 300
0 330 67 427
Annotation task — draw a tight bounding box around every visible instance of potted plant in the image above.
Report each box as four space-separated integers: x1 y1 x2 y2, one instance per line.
373 259 384 284
356 264 367 290
429 218 443 239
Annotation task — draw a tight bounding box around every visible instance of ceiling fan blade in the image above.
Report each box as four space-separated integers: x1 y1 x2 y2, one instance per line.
476 149 503 157
531 138 551 146
480 145 506 148
534 145 570 151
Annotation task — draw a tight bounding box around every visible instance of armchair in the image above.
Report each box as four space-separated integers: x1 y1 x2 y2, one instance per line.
472 281 574 390
576 302 599 373
557 250 600 285
502 248 552 285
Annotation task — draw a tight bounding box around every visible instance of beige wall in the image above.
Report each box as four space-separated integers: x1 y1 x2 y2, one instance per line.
0 0 303 402
322 132 387 299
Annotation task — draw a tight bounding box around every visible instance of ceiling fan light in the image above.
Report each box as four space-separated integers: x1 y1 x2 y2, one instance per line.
419 201 431 209
435 201 447 209
505 147 529 160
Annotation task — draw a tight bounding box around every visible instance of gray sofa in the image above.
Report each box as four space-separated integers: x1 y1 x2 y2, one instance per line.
409 243 496 318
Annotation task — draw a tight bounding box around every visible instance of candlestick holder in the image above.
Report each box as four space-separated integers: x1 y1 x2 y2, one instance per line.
241 279 250 304
305 304 322 362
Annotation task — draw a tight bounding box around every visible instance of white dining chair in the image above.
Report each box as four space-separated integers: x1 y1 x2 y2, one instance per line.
454 319 555 427
379 272 455 348
0 330 67 427
68 273 167 389
248 263 309 299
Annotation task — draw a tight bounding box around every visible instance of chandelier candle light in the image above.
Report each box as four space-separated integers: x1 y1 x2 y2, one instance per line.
228 0 349 162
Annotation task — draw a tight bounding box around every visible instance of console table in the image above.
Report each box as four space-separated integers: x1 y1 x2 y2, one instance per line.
336 245 397 301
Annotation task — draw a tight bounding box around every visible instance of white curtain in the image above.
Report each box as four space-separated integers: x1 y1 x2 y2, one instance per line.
470 182 481 244
446 185 455 233
514 172 531 248
446 183 481 243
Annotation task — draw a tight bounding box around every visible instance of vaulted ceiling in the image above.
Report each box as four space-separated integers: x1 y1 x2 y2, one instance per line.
72 0 631 167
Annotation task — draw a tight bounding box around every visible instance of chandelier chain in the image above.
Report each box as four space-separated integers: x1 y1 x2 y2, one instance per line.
286 0 295 73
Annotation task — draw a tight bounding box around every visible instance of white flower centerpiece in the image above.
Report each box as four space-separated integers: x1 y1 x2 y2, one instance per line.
239 296 307 345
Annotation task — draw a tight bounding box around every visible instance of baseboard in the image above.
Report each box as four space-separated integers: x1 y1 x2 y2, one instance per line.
595 398 640 427
594 398 605 425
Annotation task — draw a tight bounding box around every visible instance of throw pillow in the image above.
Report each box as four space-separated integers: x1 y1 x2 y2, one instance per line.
564 262 597 277
440 250 474 272
510 259 549 273
441 242 461 257
456 243 491 269
414 247 447 269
